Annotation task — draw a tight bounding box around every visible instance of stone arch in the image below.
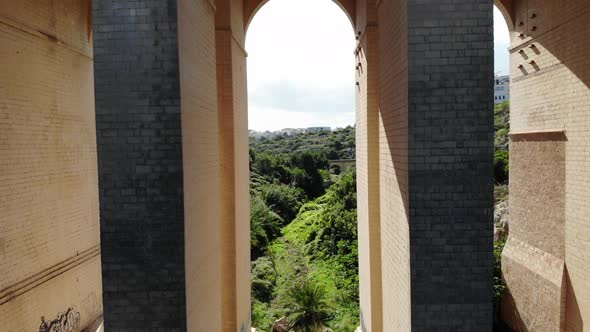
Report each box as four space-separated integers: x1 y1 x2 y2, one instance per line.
244 0 356 33
495 0 515 31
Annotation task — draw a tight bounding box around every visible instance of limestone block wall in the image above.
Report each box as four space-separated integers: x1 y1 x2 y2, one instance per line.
177 0 223 330
217 0 251 329
0 0 103 330
501 0 590 330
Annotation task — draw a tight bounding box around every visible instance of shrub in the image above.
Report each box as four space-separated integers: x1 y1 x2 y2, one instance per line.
494 150 509 184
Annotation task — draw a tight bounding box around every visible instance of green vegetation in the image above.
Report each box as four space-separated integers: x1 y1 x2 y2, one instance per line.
286 280 333 332
493 239 507 305
493 102 510 330
249 105 511 330
250 126 355 160
494 101 510 184
249 127 359 331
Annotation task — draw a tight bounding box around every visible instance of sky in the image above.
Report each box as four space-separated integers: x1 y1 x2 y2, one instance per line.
246 0 511 131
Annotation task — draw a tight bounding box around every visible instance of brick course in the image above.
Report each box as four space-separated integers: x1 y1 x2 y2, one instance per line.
406 0 495 330
0 1 102 330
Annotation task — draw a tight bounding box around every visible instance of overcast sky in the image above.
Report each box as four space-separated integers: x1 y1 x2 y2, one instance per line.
246 0 510 131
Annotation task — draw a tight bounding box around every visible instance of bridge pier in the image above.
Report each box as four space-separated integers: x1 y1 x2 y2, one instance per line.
92 0 494 330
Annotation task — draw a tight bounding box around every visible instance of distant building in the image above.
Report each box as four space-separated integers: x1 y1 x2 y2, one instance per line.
306 127 331 133
278 128 305 136
494 75 510 104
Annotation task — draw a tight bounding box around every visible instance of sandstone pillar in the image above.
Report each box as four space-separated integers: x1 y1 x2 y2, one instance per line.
216 0 251 330
355 0 383 330
500 0 590 331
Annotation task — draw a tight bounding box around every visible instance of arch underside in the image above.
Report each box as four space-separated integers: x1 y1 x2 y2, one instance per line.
244 0 356 32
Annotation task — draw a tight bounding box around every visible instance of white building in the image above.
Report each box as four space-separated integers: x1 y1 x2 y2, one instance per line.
306 127 331 133
494 75 510 104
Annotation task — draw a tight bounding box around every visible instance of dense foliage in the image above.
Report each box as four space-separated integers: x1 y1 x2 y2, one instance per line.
493 102 510 330
286 280 333 332
249 109 511 330
494 102 510 184
249 127 359 331
250 126 355 160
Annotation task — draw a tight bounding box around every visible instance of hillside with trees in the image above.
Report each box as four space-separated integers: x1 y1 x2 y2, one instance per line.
249 107 511 331
249 127 359 331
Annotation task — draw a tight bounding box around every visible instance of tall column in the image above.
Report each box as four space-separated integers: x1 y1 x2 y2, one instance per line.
355 0 383 330
216 0 251 330
94 0 222 330
406 0 495 329
378 0 495 329
500 0 590 331
178 0 223 331
93 1 187 329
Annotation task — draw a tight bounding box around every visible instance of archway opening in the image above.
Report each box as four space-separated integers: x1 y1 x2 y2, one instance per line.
245 0 359 330
491 2 511 329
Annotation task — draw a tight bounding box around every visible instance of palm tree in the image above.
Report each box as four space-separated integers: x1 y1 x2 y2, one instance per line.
286 280 332 332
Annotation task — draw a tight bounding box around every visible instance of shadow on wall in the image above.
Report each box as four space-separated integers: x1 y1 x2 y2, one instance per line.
499 292 526 331
566 267 584 332
501 266 585 331
500 0 590 329
509 0 590 90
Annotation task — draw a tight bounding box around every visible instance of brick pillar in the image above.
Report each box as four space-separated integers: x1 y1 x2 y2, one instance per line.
378 0 494 329
407 0 494 329
215 0 252 329
93 1 187 329
356 15 383 332
500 1 590 331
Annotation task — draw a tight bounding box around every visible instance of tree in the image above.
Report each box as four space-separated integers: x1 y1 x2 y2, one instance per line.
286 280 332 332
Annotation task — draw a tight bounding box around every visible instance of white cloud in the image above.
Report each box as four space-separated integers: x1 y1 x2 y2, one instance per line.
246 0 355 131
246 1 512 130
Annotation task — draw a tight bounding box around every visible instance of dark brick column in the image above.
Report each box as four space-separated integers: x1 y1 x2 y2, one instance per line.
407 0 494 330
93 1 186 330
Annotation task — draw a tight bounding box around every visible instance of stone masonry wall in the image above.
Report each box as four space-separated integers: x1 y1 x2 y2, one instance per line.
177 0 223 330
502 0 590 331
503 132 567 332
93 1 186 329
355 0 382 330
216 0 251 329
377 0 411 329
407 0 494 330
0 1 103 330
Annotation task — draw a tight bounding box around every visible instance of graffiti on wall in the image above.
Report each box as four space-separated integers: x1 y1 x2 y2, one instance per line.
39 307 80 332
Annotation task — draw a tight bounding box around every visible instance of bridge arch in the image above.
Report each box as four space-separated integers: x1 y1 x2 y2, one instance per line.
244 0 356 32
495 0 515 30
